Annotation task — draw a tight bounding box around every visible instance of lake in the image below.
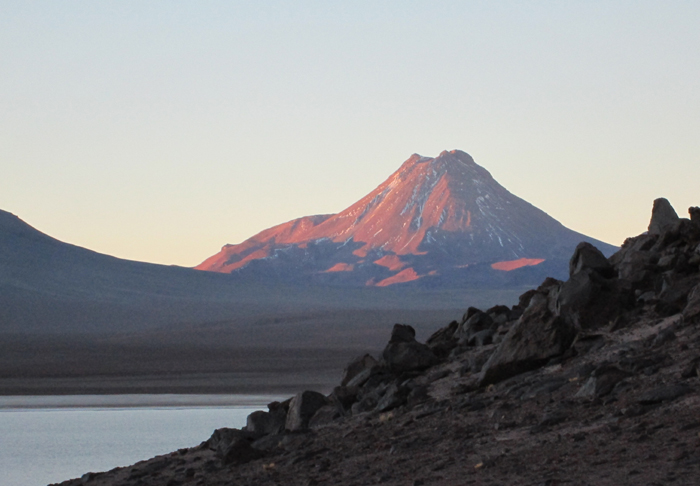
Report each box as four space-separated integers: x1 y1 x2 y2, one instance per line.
0 394 284 486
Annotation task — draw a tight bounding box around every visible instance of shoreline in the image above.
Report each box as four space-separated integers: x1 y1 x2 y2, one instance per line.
0 393 289 410
0 369 341 397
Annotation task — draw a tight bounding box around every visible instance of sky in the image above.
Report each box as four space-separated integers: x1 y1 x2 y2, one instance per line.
1 1 699 267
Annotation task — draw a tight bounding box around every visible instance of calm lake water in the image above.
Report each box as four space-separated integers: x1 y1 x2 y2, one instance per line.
0 395 283 486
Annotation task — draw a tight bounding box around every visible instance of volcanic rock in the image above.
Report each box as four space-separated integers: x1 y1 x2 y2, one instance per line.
207 428 262 465
479 286 576 386
340 354 379 386
648 197 680 234
690 206 700 223
569 241 615 278
285 391 328 431
245 407 286 436
382 325 438 373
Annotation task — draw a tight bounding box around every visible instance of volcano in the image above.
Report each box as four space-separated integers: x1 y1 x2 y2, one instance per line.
196 150 617 287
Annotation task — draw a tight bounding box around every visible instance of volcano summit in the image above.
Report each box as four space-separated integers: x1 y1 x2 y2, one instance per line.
197 150 616 287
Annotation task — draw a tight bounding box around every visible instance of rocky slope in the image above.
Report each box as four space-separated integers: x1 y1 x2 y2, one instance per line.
58 199 700 486
196 150 617 287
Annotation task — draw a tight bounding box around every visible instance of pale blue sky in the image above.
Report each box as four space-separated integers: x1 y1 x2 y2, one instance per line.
2 1 699 266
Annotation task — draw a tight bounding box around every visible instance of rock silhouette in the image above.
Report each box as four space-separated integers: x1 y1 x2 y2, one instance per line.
58 199 700 486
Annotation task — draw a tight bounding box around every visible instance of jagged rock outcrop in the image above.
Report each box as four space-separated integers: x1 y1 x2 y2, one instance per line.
285 391 328 432
648 197 679 234
340 354 378 386
381 324 439 373
479 287 576 386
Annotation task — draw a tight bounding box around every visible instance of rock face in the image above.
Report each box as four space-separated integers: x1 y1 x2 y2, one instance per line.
340 353 378 386
569 241 614 278
285 391 329 432
206 428 262 465
479 283 576 386
648 197 679 234
195 150 617 288
382 324 439 373
56 198 700 486
244 404 286 436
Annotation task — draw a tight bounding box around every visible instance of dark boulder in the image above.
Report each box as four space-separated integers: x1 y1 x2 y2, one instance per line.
575 366 631 398
683 284 700 322
690 206 700 223
207 428 263 465
461 307 483 324
486 305 512 325
245 407 286 437
681 358 700 378
341 354 379 386
383 340 439 373
329 385 359 411
389 323 416 343
614 250 658 288
308 405 343 429
657 274 697 315
351 394 379 415
557 269 632 330
637 384 692 405
480 288 576 386
426 320 459 359
375 382 408 412
285 391 329 431
569 242 615 278
468 329 495 347
648 198 679 235
345 367 375 388
382 324 439 373
456 310 494 345
517 289 538 310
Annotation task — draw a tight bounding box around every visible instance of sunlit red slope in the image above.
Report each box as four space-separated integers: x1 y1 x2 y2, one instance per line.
196 150 616 286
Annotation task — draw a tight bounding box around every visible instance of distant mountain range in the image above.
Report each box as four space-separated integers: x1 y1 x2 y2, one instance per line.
197 150 617 287
0 208 480 340
0 149 617 341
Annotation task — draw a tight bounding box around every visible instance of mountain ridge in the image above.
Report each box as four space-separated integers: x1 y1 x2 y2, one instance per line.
196 150 617 287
